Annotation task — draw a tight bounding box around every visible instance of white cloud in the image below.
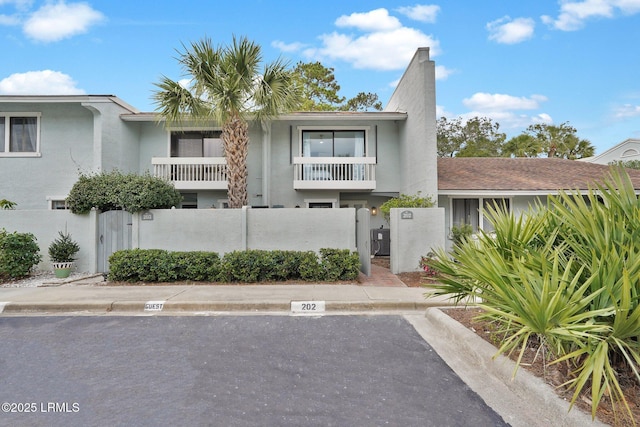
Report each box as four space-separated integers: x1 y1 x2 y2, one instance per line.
310 27 439 70
0 14 20 25
0 0 33 10
614 103 640 118
23 1 104 42
435 65 455 80
487 16 535 44
274 8 440 72
463 93 547 111
457 93 552 130
0 70 85 94
271 40 306 53
396 4 440 23
542 0 640 31
335 8 402 32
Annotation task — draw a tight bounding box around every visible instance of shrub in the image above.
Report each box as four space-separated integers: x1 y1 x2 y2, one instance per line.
320 248 360 281
108 248 360 283
426 167 640 422
450 223 473 246
0 199 16 209
48 231 80 263
66 170 182 214
0 229 42 281
173 252 221 281
379 192 435 223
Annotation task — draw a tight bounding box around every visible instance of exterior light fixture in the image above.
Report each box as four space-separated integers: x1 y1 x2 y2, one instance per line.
371 206 377 216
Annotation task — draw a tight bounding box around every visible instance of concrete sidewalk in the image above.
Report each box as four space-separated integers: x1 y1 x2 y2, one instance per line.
0 274 449 314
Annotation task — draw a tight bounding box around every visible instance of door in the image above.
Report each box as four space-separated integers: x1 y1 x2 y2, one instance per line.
97 210 132 273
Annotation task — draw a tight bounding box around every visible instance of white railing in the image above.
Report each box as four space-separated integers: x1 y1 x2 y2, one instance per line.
293 157 376 190
151 157 228 190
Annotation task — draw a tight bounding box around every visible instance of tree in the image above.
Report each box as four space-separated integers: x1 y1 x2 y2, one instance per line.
502 134 541 158
524 122 594 159
293 61 345 111
293 61 382 112
610 160 640 170
153 36 301 208
341 92 382 112
436 116 506 157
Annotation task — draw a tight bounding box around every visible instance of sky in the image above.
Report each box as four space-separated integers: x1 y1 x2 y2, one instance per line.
0 1 639 155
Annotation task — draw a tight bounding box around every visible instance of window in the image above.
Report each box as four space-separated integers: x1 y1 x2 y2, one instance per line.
49 199 69 210
170 131 223 157
0 113 40 156
305 198 337 208
452 197 510 232
179 193 198 209
301 130 365 157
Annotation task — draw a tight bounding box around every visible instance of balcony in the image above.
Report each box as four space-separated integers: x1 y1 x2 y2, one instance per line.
152 157 227 190
293 157 376 190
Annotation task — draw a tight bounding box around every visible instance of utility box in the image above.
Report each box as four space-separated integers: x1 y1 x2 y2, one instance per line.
371 228 390 256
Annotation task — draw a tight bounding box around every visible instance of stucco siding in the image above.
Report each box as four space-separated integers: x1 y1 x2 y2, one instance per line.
1 103 94 209
385 48 437 199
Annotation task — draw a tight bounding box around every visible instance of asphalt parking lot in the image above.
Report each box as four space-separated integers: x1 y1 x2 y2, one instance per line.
0 315 507 427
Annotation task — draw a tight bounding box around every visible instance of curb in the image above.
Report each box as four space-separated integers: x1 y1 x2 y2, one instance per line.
0 300 438 314
406 308 607 427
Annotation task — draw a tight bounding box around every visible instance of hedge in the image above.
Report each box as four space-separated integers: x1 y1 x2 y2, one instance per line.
108 248 360 283
0 229 42 281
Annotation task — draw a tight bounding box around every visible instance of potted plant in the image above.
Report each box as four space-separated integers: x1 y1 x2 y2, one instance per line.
48 231 80 278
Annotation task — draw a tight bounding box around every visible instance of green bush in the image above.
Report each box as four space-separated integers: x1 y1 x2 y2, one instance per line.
66 170 182 214
48 231 80 263
0 229 42 281
379 192 435 223
426 167 640 422
108 248 360 283
320 248 360 280
450 223 473 246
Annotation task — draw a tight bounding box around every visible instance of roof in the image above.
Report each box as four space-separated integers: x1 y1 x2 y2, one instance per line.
120 110 407 122
438 157 640 193
580 138 640 164
0 95 139 114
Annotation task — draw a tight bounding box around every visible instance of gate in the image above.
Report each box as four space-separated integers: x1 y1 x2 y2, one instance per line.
97 210 132 273
356 208 371 276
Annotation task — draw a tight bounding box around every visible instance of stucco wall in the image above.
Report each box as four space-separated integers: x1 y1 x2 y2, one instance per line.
0 210 97 273
389 207 445 273
134 207 356 255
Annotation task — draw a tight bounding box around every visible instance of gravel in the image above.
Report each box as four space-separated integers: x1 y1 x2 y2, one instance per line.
0 271 97 288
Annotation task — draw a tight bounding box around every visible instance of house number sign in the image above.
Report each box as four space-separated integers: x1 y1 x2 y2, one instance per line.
401 210 413 219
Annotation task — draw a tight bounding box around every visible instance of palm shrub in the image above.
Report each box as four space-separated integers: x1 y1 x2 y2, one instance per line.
426 167 640 422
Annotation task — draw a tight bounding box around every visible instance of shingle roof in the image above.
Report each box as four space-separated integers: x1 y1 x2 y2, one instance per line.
438 157 640 191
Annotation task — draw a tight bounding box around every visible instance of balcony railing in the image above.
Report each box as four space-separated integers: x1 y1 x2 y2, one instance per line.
152 157 227 190
293 157 376 190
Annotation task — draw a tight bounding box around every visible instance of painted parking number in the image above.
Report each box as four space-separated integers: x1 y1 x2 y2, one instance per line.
291 301 325 314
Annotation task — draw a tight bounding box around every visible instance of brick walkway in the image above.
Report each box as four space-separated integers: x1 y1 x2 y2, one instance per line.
358 263 407 287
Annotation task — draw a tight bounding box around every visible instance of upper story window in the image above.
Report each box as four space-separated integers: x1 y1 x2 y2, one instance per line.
170 130 223 157
301 130 366 157
0 113 41 157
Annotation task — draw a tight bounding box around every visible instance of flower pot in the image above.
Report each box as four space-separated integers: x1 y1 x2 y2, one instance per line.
53 262 74 279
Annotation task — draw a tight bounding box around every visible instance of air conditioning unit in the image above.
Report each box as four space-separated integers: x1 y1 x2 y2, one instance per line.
370 228 390 256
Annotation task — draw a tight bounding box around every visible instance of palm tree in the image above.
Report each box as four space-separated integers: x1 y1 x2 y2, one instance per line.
153 36 301 208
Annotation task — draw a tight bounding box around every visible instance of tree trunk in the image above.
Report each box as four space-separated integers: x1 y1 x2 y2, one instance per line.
222 114 249 208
